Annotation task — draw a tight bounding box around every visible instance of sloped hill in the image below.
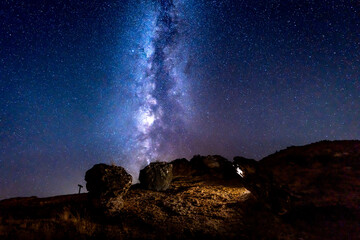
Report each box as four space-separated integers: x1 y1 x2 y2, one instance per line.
260 140 360 208
259 140 360 239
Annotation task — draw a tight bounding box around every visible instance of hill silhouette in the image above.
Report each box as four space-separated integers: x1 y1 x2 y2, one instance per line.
0 140 359 240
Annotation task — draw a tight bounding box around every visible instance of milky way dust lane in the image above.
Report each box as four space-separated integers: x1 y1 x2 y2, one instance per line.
125 0 192 174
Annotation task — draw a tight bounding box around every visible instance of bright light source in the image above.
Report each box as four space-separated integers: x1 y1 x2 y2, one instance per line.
236 167 244 178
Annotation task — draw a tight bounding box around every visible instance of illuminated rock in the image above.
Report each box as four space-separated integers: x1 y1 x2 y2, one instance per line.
139 162 173 191
85 163 132 216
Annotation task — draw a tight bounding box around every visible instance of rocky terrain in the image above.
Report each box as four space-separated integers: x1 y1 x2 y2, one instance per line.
0 140 359 239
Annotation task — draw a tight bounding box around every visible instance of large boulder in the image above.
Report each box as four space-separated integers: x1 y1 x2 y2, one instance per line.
139 162 173 191
85 163 132 216
171 158 193 177
190 155 238 179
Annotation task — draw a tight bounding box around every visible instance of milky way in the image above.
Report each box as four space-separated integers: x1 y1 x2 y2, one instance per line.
125 0 192 174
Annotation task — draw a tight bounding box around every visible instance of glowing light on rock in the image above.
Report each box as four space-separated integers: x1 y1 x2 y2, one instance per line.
236 167 244 178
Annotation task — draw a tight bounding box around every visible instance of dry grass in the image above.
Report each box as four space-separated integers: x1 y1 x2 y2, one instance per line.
57 207 97 236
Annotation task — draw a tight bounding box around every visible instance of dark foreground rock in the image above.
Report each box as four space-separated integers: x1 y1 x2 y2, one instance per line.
85 163 132 216
139 162 173 191
171 158 193 177
259 140 360 209
233 156 293 214
190 155 238 179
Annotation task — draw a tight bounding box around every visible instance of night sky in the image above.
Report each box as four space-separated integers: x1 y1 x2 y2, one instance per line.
1 0 359 199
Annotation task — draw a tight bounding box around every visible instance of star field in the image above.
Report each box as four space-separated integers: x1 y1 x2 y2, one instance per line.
0 0 359 199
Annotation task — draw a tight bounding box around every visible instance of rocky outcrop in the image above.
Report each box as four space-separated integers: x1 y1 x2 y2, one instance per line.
171 158 193 177
233 156 292 214
85 163 132 216
259 140 360 209
190 155 238 179
139 162 173 191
